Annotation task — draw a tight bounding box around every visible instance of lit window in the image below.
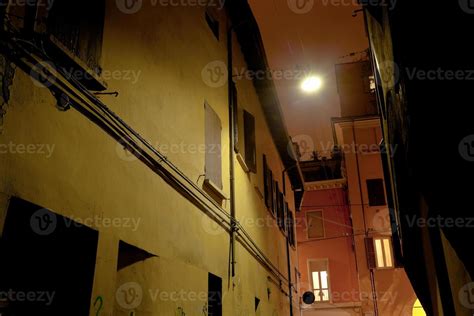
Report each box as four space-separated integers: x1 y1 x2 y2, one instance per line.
309 260 330 302
374 237 394 269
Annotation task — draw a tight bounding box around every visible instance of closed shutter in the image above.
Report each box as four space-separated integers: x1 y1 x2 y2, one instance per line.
392 236 404 268
272 181 279 217
47 0 105 73
244 110 256 173
205 102 222 189
277 192 285 231
365 237 377 269
263 156 273 211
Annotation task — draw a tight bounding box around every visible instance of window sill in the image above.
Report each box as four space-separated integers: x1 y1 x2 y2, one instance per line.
45 35 108 91
236 153 250 173
203 179 227 202
302 301 362 310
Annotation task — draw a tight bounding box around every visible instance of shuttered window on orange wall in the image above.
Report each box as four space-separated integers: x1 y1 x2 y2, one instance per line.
365 237 377 269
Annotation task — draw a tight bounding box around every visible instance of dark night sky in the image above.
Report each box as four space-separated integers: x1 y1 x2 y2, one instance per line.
249 0 368 156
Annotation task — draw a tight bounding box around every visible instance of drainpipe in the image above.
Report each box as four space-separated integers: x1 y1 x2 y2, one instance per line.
227 24 236 280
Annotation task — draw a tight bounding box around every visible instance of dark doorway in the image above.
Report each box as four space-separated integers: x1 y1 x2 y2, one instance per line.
0 197 98 316
208 273 222 316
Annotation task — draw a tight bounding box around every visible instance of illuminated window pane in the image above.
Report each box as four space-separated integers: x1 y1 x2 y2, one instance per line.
383 238 393 267
312 271 320 290
320 271 328 289
375 239 384 268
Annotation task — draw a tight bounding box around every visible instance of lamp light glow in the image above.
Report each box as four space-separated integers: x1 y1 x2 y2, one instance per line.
301 76 323 93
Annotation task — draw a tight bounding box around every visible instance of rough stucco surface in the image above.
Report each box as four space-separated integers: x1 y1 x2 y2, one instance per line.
0 4 298 316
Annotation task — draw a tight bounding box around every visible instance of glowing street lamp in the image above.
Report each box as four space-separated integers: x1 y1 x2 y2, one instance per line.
301 76 323 93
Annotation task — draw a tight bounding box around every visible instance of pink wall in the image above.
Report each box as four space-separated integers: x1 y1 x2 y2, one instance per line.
297 188 360 304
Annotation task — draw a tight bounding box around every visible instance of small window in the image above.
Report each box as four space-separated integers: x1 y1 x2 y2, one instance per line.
367 179 386 206
255 297 260 312
205 102 222 189
208 273 222 316
309 260 330 302
306 211 324 239
205 10 219 40
373 237 394 269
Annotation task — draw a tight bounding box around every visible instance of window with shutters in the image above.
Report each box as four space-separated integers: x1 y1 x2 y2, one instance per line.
309 259 330 303
366 237 394 269
277 192 285 231
46 0 105 74
287 210 296 247
205 102 222 190
272 181 279 218
235 108 257 174
367 179 386 206
306 210 325 239
243 111 257 173
13 0 107 90
263 156 275 216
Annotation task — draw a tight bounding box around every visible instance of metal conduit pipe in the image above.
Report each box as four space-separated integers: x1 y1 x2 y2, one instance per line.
0 29 292 288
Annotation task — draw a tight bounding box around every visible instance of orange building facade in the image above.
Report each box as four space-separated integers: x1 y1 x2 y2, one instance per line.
295 61 421 316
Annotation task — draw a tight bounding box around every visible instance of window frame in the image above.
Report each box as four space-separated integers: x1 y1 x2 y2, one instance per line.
366 178 386 206
373 236 395 270
307 258 331 303
306 210 325 240
243 110 257 173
